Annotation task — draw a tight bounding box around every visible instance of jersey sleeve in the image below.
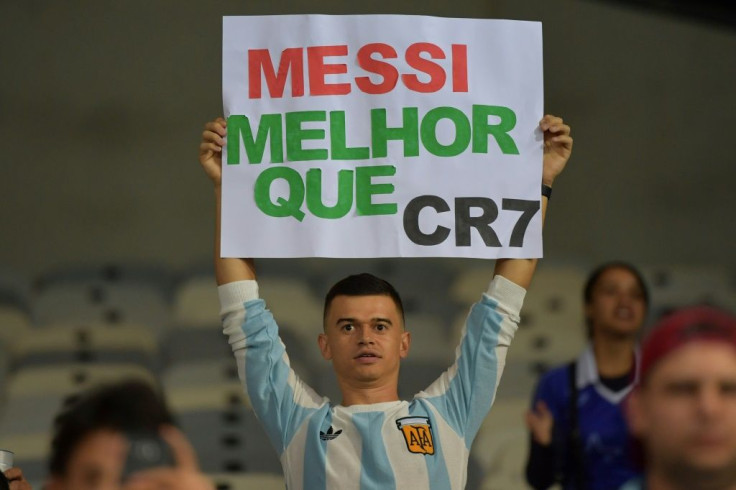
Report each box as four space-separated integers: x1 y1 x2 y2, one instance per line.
218 280 326 455
417 274 525 448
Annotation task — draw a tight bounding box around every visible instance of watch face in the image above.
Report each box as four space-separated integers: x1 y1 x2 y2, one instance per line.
121 433 175 480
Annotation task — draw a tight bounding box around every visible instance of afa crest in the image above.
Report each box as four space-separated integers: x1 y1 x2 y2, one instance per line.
396 416 435 455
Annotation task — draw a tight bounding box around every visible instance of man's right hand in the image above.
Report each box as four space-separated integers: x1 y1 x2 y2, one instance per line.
199 117 227 187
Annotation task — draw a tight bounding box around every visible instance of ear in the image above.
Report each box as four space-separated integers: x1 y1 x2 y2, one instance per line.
318 333 332 360
399 331 411 359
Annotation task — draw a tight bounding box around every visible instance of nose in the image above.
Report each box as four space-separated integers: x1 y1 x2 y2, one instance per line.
617 289 634 304
357 326 374 345
697 384 725 419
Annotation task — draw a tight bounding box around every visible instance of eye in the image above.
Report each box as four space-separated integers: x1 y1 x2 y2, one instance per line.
375 323 388 331
665 381 699 397
341 323 354 332
721 382 736 396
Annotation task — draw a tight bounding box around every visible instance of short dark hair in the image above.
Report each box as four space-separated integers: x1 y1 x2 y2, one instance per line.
323 273 405 325
49 379 174 476
583 261 650 337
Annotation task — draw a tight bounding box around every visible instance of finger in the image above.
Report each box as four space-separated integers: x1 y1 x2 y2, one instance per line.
204 120 227 136
201 130 226 147
203 121 224 136
160 425 199 471
539 115 563 130
4 467 25 481
199 142 223 155
548 135 573 148
544 124 571 136
536 400 553 418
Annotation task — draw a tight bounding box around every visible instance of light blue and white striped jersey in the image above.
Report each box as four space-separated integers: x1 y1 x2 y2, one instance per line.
219 275 524 490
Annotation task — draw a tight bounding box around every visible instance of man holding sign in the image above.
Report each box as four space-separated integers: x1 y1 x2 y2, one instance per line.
198 112 571 489
201 13 571 489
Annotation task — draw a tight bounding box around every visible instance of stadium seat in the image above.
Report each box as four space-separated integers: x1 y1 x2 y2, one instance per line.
168 382 283 475
507 322 584 367
644 264 736 322
449 267 496 306
0 305 31 349
0 393 67 437
493 360 543 401
35 262 174 298
10 323 160 372
5 363 156 399
403 312 455 363
398 359 456 399
0 267 31 312
257 277 324 336
173 274 220 328
165 324 233 364
32 282 171 336
477 429 531 490
451 265 585 329
472 398 529 477
163 359 241 389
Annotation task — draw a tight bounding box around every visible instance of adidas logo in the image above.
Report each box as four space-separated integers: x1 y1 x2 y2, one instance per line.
319 426 342 441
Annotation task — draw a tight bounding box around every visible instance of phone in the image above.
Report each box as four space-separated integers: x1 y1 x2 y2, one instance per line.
121 432 175 481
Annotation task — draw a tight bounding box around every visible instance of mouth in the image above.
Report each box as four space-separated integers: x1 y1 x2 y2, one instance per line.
614 307 634 320
691 433 728 447
354 352 381 363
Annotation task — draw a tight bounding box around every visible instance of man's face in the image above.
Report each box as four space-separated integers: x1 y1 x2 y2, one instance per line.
628 342 736 485
319 294 410 392
48 429 127 490
585 267 647 338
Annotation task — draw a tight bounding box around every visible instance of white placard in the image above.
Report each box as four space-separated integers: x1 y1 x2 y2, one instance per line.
222 14 543 258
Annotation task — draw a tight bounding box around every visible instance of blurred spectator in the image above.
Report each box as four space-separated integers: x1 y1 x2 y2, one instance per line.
622 306 736 490
525 262 649 489
44 380 214 490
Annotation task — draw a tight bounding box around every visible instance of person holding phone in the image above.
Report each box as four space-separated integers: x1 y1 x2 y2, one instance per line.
45 380 214 490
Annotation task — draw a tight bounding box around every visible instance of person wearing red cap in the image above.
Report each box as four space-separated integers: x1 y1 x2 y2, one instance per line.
622 306 736 490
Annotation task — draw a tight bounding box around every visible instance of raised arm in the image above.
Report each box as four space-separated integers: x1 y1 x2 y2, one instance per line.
199 117 256 285
493 114 572 289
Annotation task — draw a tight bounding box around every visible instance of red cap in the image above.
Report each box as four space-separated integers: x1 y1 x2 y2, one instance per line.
640 305 736 382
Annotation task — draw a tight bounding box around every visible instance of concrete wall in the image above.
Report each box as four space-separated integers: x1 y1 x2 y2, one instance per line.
1 1 734 276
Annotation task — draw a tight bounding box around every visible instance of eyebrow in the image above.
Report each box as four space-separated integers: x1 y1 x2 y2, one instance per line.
336 317 393 325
